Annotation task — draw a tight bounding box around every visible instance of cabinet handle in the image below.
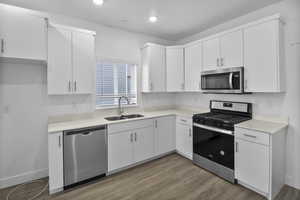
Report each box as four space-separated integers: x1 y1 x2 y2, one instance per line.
150 82 153 91
235 142 238 152
59 135 62 147
134 132 137 142
244 80 248 90
217 58 219 66
221 58 224 66
189 128 192 137
243 134 257 139
130 133 133 142
74 81 77 92
155 120 158 128
68 81 71 92
1 39 4 53
180 119 187 123
181 83 185 90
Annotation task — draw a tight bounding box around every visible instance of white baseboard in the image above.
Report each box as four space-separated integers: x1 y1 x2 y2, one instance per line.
0 168 48 189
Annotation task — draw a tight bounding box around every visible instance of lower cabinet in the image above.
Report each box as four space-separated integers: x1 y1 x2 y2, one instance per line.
235 127 286 200
48 132 64 194
235 138 269 194
108 131 134 172
108 122 154 172
154 116 176 155
176 116 193 159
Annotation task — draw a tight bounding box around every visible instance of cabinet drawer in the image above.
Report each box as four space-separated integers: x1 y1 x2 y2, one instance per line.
108 119 153 134
176 116 192 126
235 128 269 146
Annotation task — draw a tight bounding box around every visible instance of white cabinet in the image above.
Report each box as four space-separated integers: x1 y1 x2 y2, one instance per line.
220 30 243 68
72 31 95 94
48 24 95 95
235 138 269 194
134 126 155 163
48 26 72 95
184 42 202 91
154 116 176 155
176 116 193 159
235 126 286 200
0 7 46 61
202 37 220 71
142 43 166 92
166 46 184 92
244 19 283 92
48 132 63 194
108 120 154 172
108 131 134 172
202 30 243 71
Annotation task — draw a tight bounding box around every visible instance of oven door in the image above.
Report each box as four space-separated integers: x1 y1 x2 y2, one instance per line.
193 123 234 170
201 67 244 94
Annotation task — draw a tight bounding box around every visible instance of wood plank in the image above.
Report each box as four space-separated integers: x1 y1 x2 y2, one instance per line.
0 154 298 200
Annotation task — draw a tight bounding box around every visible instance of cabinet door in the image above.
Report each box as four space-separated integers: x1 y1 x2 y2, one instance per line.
48 132 63 194
235 139 269 193
184 43 202 91
48 26 73 95
176 123 193 159
166 47 184 92
202 37 220 71
244 20 280 92
134 126 155 163
72 31 94 94
220 30 243 67
155 116 175 155
0 9 46 60
149 45 166 92
108 131 134 172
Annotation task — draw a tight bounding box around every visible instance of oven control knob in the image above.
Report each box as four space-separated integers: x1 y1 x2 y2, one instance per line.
220 150 225 156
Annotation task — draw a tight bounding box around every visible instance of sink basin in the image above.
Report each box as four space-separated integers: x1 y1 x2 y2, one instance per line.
105 114 144 121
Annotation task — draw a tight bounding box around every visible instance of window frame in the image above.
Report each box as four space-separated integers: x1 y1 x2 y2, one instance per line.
95 59 138 110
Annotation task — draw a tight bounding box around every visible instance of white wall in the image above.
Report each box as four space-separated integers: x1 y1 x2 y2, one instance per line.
176 0 300 189
0 4 175 188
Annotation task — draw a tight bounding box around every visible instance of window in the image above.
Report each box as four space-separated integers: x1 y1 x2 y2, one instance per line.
96 61 137 108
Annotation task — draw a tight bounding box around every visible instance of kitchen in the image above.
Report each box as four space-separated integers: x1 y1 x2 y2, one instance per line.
0 0 299 200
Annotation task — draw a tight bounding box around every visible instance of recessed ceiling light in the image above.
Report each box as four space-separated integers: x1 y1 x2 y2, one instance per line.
149 16 158 23
93 0 104 6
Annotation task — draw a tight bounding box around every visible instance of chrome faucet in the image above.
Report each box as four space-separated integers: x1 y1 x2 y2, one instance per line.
118 96 130 115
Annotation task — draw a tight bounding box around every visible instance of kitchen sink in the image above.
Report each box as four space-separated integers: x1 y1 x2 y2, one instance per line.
105 114 144 121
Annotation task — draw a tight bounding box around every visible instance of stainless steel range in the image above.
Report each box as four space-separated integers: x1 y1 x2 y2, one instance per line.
193 100 252 183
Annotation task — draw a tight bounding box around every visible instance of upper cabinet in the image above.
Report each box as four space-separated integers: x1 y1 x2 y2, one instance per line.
142 43 166 92
166 46 184 92
202 37 220 71
0 7 47 61
142 14 283 94
48 24 95 95
244 19 283 93
220 30 243 68
202 30 243 71
184 42 202 91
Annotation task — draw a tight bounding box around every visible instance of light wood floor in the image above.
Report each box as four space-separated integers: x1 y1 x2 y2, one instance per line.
1 154 299 200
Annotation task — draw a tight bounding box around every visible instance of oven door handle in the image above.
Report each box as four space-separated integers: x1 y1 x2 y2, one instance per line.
193 123 233 135
229 72 233 89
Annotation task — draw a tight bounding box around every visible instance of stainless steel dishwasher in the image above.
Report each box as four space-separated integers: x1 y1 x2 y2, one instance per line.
63 125 107 188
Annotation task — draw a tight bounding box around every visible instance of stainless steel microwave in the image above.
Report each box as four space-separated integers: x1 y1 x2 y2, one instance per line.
201 67 244 94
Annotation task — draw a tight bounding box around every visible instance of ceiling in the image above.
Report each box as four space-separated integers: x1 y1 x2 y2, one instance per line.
0 0 282 41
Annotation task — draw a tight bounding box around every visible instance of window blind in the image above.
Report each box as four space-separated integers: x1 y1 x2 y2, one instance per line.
96 61 137 107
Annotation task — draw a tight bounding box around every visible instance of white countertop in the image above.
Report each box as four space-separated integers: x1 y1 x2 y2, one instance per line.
48 108 208 133
49 108 288 135
235 119 288 134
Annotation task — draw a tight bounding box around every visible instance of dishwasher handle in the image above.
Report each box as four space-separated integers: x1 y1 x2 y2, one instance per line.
64 125 106 136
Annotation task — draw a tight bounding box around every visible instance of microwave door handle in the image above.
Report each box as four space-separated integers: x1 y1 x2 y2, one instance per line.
229 72 233 89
